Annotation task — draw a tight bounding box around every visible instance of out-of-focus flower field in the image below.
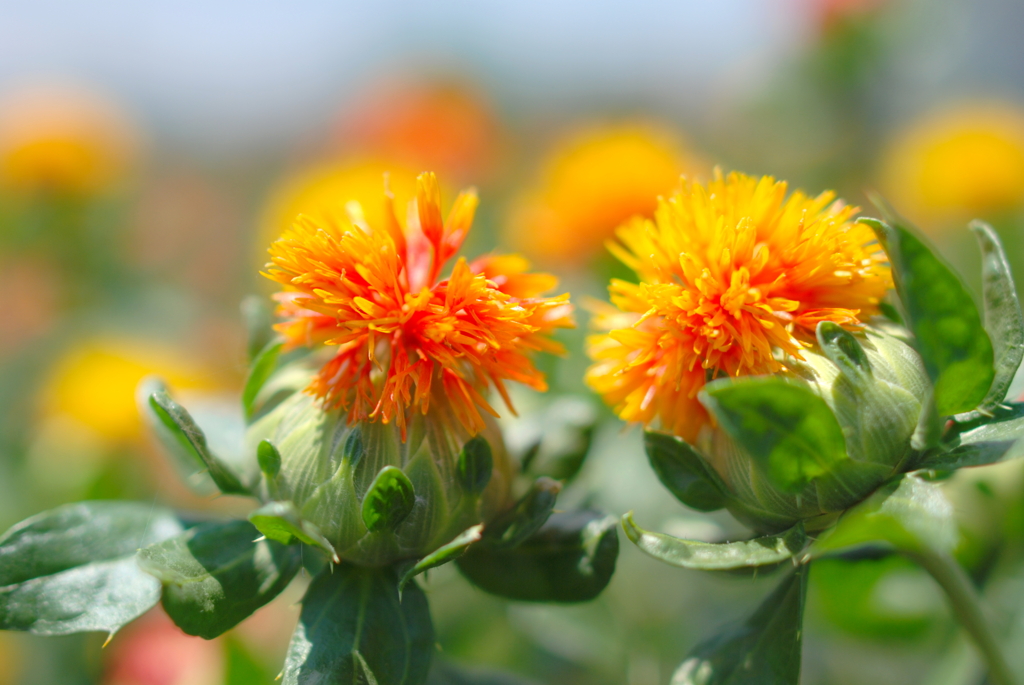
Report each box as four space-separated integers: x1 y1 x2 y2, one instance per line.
2 1 1024 683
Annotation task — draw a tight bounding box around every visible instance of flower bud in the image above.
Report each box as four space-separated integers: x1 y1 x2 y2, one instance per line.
247 361 515 567
699 325 931 532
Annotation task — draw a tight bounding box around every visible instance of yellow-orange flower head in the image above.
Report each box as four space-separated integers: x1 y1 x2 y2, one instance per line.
264 172 574 437
586 170 892 441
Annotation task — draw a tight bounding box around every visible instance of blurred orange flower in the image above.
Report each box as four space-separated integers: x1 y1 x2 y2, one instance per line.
506 122 689 266
260 159 420 256
880 102 1024 224
334 78 500 183
39 338 219 445
264 171 573 436
586 171 890 441
0 255 60 359
0 85 140 196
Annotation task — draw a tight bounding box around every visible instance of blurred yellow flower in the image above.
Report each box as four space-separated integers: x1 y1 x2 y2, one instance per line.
0 85 139 196
881 102 1024 223
586 171 890 441
506 123 689 266
40 339 218 445
259 159 420 256
334 78 501 184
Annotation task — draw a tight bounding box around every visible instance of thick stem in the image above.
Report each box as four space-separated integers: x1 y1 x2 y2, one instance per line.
905 549 1017 685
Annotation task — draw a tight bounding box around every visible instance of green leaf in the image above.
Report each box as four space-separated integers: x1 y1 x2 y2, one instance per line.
137 520 302 639
148 390 250 495
249 501 338 561
241 295 275 362
862 215 994 416
243 342 283 421
811 474 957 556
457 436 493 495
921 404 1024 470
699 376 848 493
622 514 806 571
0 501 184 635
362 466 416 533
644 431 729 512
282 563 434 685
479 477 561 550
399 525 484 591
457 510 618 603
671 565 808 684
971 221 1024 411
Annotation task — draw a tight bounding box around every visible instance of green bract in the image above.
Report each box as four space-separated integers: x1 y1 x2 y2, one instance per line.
245 359 515 567
697 324 930 533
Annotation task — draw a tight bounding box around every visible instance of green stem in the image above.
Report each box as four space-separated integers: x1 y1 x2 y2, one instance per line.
905 550 1017 685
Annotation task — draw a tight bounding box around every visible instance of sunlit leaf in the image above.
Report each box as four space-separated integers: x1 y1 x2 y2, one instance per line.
622 514 805 571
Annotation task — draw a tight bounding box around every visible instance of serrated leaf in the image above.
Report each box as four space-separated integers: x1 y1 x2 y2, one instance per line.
700 377 848 493
480 477 561 550
457 510 618 603
0 501 184 635
362 466 416 534
811 474 957 556
671 565 808 684
862 215 994 416
282 563 434 685
249 501 338 561
243 341 283 421
622 514 806 571
399 525 483 591
644 431 729 512
148 390 250 495
921 404 1024 470
137 520 302 639
971 221 1024 411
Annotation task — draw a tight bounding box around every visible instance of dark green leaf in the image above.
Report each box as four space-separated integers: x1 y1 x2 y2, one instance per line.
0 501 184 635
362 466 416 533
148 390 250 495
137 520 302 639
242 295 275 362
862 215 994 416
243 342 283 421
699 377 848 493
479 477 561 550
644 431 729 512
457 436 493 495
249 501 338 561
672 565 808 684
811 474 957 556
622 514 806 571
399 525 483 591
457 510 618 603
971 221 1024 411
282 563 434 685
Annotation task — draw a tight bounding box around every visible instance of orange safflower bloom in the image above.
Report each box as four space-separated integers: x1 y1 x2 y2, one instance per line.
585 170 891 441
264 172 573 436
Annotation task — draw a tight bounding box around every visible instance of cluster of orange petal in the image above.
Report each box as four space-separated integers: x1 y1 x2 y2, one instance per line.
585 170 892 442
264 172 573 436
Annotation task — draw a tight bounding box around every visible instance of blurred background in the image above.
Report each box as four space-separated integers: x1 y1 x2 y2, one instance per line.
3 0 1024 683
